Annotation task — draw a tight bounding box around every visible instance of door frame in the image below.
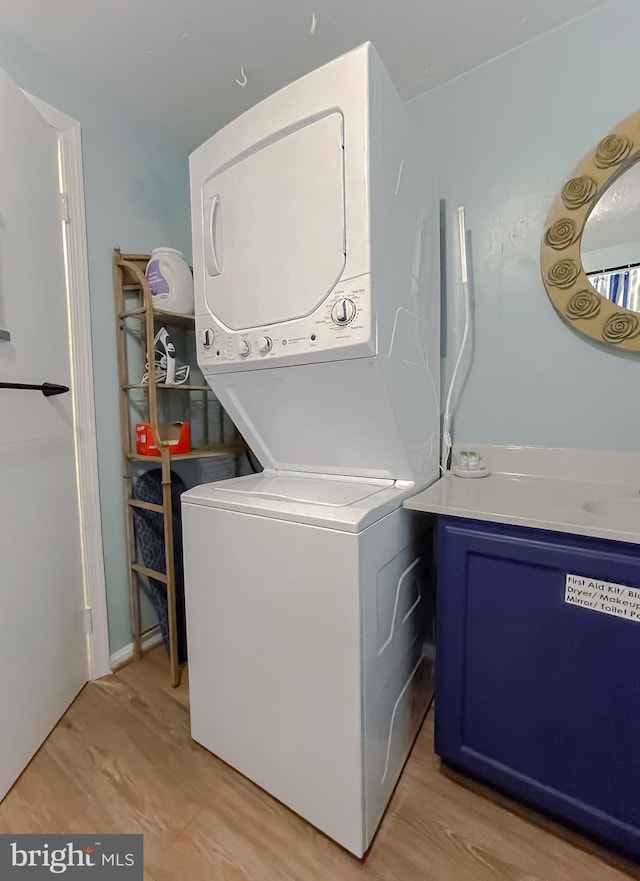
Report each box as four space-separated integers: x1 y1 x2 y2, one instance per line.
24 91 111 680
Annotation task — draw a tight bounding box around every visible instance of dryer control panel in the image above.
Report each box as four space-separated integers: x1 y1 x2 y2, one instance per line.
196 274 375 372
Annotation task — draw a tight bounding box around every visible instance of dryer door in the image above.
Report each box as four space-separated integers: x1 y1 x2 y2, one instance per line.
201 112 346 331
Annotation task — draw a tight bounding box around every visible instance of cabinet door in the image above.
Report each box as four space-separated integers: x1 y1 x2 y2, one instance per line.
436 517 640 858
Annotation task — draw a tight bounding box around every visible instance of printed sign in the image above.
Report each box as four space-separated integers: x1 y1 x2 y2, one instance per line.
0 835 143 879
565 573 640 623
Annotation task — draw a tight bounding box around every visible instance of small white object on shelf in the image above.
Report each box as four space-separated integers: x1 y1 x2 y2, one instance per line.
453 450 490 478
453 465 491 479
145 247 194 314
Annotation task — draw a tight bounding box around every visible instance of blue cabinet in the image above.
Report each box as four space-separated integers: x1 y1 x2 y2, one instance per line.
436 517 640 859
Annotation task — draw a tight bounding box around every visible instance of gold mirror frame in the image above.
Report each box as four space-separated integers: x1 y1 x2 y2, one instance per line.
541 109 640 350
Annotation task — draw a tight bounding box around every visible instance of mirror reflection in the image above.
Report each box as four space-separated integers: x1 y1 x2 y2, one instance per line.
581 163 640 313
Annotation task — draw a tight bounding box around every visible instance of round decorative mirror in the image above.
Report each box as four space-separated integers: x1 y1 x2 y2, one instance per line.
541 109 640 350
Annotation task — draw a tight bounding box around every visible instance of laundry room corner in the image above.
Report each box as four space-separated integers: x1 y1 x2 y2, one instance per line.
3 1 640 877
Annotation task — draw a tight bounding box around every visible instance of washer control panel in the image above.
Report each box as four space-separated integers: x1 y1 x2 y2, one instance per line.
197 274 373 370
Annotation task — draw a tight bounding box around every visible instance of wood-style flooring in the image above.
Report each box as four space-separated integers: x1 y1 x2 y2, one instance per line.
1 648 638 880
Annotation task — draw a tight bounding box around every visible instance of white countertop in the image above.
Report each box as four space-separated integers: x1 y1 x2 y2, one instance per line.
404 445 640 546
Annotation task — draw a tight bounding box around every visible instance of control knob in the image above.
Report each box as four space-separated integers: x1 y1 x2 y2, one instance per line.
258 336 273 354
331 298 356 326
201 327 215 349
238 339 251 358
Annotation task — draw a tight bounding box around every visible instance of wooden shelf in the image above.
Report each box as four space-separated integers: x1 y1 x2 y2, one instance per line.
118 252 151 263
113 247 247 688
127 443 246 462
120 307 196 327
124 383 210 391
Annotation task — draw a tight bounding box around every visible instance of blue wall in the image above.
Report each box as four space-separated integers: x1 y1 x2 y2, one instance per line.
0 24 191 653
408 0 640 452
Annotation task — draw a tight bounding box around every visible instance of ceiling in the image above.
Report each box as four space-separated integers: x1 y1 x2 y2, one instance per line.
0 0 611 149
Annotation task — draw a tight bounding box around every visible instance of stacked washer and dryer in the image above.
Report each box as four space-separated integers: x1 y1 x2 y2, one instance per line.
182 43 440 857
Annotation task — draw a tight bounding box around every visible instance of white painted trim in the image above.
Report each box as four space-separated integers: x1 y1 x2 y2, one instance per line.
109 627 164 671
24 91 111 680
24 93 78 133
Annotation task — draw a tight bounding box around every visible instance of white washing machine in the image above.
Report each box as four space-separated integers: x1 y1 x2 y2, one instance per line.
182 474 434 856
183 42 440 856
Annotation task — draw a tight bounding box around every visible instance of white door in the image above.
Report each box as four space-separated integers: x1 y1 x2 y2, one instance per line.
0 67 88 800
201 112 346 330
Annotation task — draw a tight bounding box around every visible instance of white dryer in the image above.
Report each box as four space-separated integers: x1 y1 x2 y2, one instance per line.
183 42 440 856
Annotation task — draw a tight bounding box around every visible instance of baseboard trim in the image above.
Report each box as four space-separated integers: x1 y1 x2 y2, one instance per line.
109 627 164 671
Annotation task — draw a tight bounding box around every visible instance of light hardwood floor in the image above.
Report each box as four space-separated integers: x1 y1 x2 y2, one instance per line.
1 648 638 881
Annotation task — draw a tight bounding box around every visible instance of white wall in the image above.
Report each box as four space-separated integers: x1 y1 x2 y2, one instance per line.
408 0 640 451
0 23 192 653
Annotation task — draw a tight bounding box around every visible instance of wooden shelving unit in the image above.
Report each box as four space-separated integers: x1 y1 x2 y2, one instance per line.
113 248 246 686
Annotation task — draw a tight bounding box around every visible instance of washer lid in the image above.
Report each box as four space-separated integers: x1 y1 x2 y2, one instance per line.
182 473 406 532
213 473 391 505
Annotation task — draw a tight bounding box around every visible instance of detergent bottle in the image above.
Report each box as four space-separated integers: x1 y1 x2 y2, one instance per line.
145 248 194 314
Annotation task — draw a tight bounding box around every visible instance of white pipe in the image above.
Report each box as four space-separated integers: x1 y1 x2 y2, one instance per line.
441 206 471 474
